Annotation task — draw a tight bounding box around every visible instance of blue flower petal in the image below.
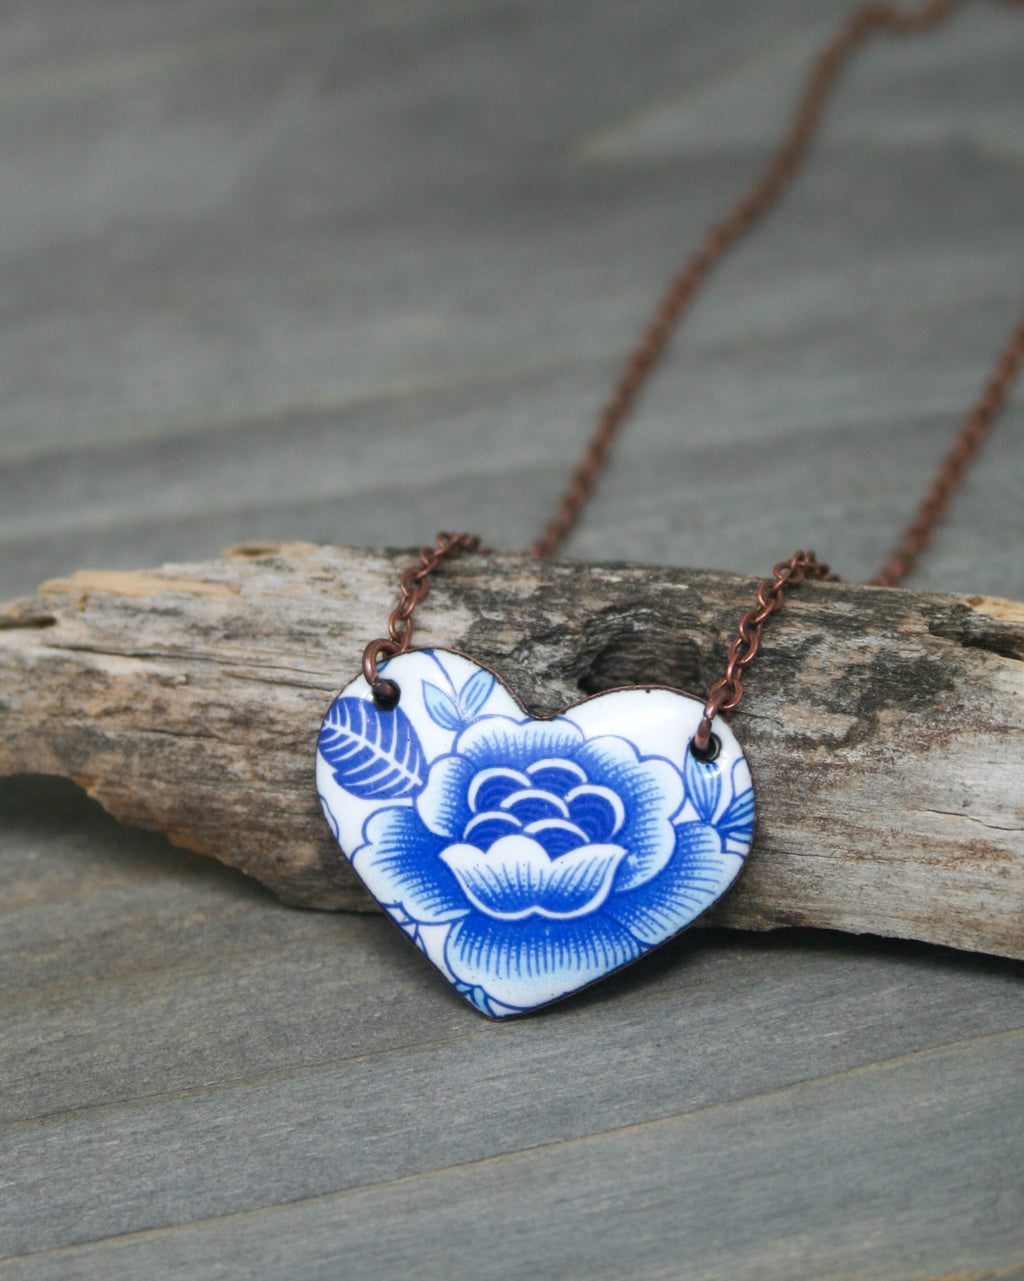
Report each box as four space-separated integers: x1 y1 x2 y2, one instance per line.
525 759 587 793
445 911 641 1009
416 754 474 838
440 835 628 920
501 787 570 825
467 767 531 813
565 784 625 842
353 807 469 926
523 818 589 857
533 844 628 917
456 716 584 772
575 738 685 892
603 821 735 946
464 810 522 846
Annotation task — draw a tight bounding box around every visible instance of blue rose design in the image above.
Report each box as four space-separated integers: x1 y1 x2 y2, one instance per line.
352 713 747 1012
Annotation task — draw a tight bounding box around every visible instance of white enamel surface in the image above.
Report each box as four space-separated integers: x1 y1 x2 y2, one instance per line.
317 649 754 1017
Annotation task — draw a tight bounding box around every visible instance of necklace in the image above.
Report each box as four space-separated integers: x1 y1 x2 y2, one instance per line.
315 0 1024 1018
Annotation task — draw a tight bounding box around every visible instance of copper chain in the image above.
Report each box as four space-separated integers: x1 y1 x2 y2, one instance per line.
870 308 1024 585
365 0 1024 744
692 553 839 755
527 0 1000 562
362 532 480 703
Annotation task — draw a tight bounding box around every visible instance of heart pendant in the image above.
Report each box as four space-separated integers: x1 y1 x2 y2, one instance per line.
316 649 754 1018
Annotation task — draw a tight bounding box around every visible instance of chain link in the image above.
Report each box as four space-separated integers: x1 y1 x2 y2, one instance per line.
528 0 1024 567
361 532 481 705
692 553 838 755
870 309 1024 585
363 0 1024 748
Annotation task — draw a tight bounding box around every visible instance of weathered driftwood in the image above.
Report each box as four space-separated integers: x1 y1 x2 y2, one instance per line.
0 541 1022 959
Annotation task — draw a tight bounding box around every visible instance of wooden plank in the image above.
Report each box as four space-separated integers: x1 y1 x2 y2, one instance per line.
0 4 1021 600
4 795 1023 1266
2 848 1022 1258
3 1027 1022 1278
2 544 1023 959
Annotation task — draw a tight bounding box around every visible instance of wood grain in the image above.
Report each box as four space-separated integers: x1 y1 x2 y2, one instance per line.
1 541 1022 959
9 1030 1021 1280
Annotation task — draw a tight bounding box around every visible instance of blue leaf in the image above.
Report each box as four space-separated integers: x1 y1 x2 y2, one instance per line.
319 697 426 799
423 681 463 731
717 785 755 846
684 744 723 823
454 980 499 1017
459 668 495 719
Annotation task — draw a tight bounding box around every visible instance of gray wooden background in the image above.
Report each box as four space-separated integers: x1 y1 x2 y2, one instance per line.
2 1 1023 1277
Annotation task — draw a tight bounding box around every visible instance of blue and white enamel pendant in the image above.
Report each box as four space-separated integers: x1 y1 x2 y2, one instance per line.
316 649 755 1018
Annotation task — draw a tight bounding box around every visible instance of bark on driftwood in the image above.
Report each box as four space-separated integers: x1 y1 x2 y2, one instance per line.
1 541 1022 959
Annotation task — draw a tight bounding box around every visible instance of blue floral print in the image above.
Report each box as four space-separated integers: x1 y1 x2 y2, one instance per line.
318 650 754 1017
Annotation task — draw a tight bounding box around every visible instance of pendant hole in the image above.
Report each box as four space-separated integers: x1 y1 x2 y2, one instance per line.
372 678 401 711
689 732 721 764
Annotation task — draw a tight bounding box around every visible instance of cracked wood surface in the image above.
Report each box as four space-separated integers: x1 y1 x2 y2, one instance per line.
1 541 1022 959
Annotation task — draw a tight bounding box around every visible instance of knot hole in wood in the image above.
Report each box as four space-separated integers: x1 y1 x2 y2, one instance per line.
576 624 706 698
